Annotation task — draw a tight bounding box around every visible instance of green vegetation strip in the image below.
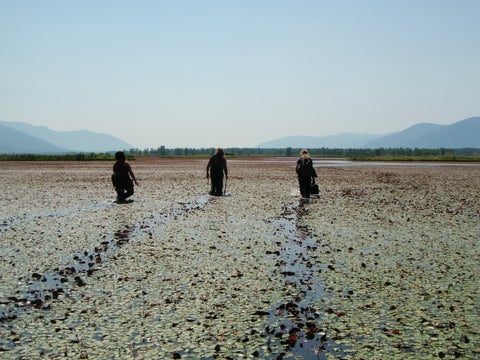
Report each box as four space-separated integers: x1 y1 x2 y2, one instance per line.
0 153 120 161
349 155 480 162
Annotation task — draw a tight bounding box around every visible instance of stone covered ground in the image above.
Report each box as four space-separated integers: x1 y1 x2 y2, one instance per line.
0 158 479 359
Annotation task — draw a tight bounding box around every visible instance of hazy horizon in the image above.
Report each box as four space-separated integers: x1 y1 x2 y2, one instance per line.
1 1 479 149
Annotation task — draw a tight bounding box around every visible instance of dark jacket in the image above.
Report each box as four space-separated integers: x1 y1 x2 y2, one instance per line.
112 160 134 188
207 154 228 177
296 157 317 178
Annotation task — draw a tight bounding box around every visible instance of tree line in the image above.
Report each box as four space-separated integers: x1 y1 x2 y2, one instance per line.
0 147 479 161
126 146 479 158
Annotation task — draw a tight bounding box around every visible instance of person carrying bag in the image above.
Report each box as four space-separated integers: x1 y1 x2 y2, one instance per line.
296 149 318 198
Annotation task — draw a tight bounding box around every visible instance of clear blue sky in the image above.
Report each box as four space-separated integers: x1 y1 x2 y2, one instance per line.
1 0 479 149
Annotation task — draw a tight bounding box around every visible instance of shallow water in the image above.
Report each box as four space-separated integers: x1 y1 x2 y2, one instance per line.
1 159 478 359
0 195 212 324
264 199 350 358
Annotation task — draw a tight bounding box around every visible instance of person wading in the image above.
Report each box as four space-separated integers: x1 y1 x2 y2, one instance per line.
206 148 228 196
296 149 317 198
111 151 138 203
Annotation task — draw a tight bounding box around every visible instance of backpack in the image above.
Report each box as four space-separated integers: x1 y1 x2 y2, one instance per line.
209 154 224 172
297 158 313 176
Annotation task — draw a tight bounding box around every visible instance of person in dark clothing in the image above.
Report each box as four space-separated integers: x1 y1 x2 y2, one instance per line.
296 149 317 198
112 151 138 203
206 148 228 196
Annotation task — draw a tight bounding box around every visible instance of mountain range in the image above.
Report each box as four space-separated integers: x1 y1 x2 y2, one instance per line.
257 117 480 149
0 121 131 153
1 117 479 153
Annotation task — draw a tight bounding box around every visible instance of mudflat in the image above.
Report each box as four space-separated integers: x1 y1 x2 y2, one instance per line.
1 158 479 359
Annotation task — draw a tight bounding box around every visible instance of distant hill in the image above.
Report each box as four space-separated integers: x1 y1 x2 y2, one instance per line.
0 124 70 154
363 117 480 148
0 121 131 153
258 117 480 149
257 133 383 148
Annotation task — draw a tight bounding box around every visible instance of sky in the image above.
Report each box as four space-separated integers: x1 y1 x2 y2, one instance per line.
1 0 479 149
